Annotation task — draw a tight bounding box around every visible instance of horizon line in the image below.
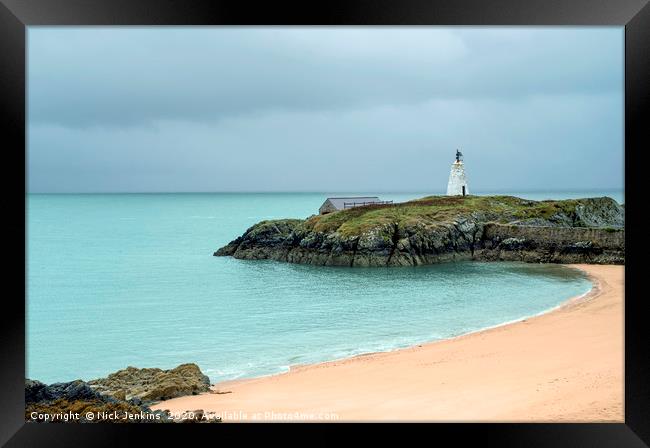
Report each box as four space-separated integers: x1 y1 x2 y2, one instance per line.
26 188 624 195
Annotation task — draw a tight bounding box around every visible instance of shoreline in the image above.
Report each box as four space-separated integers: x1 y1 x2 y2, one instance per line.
219 268 597 389
152 264 623 422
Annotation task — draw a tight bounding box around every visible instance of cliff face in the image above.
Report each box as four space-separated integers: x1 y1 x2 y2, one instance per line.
214 196 624 266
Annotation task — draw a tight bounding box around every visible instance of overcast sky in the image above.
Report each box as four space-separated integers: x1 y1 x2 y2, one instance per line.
27 27 623 193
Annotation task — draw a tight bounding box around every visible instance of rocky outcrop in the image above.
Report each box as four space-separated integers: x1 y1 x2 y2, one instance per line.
25 378 172 423
26 363 219 423
214 196 624 266
475 223 624 264
88 363 211 403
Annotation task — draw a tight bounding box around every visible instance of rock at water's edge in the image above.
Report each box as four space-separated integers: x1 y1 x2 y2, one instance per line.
213 196 624 266
26 363 218 423
88 363 211 403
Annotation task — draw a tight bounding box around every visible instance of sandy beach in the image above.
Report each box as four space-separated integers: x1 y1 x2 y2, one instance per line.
152 264 623 422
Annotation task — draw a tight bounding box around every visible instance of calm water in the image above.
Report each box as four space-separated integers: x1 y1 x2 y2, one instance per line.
27 191 614 384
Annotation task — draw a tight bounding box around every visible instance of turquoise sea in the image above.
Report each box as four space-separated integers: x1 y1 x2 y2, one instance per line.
26 191 621 384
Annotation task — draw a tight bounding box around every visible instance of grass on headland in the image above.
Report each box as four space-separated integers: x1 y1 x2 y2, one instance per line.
302 195 599 238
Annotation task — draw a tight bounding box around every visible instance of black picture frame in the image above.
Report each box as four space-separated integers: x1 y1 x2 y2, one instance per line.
1 0 648 445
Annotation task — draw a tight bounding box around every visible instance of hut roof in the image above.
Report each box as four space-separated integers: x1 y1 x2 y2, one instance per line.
322 197 381 211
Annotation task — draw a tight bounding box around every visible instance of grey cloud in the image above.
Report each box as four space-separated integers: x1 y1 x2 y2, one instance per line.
28 27 622 128
27 27 623 193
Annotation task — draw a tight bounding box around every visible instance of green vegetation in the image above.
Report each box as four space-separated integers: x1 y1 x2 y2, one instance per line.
302 195 605 238
216 194 624 265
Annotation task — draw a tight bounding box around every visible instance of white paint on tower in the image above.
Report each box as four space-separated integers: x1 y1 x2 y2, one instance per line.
446 150 469 196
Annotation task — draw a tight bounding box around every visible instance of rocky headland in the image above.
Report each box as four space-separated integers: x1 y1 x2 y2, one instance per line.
26 363 219 423
215 195 624 266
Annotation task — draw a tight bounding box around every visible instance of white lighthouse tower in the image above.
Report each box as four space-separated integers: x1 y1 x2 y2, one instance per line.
446 149 469 196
